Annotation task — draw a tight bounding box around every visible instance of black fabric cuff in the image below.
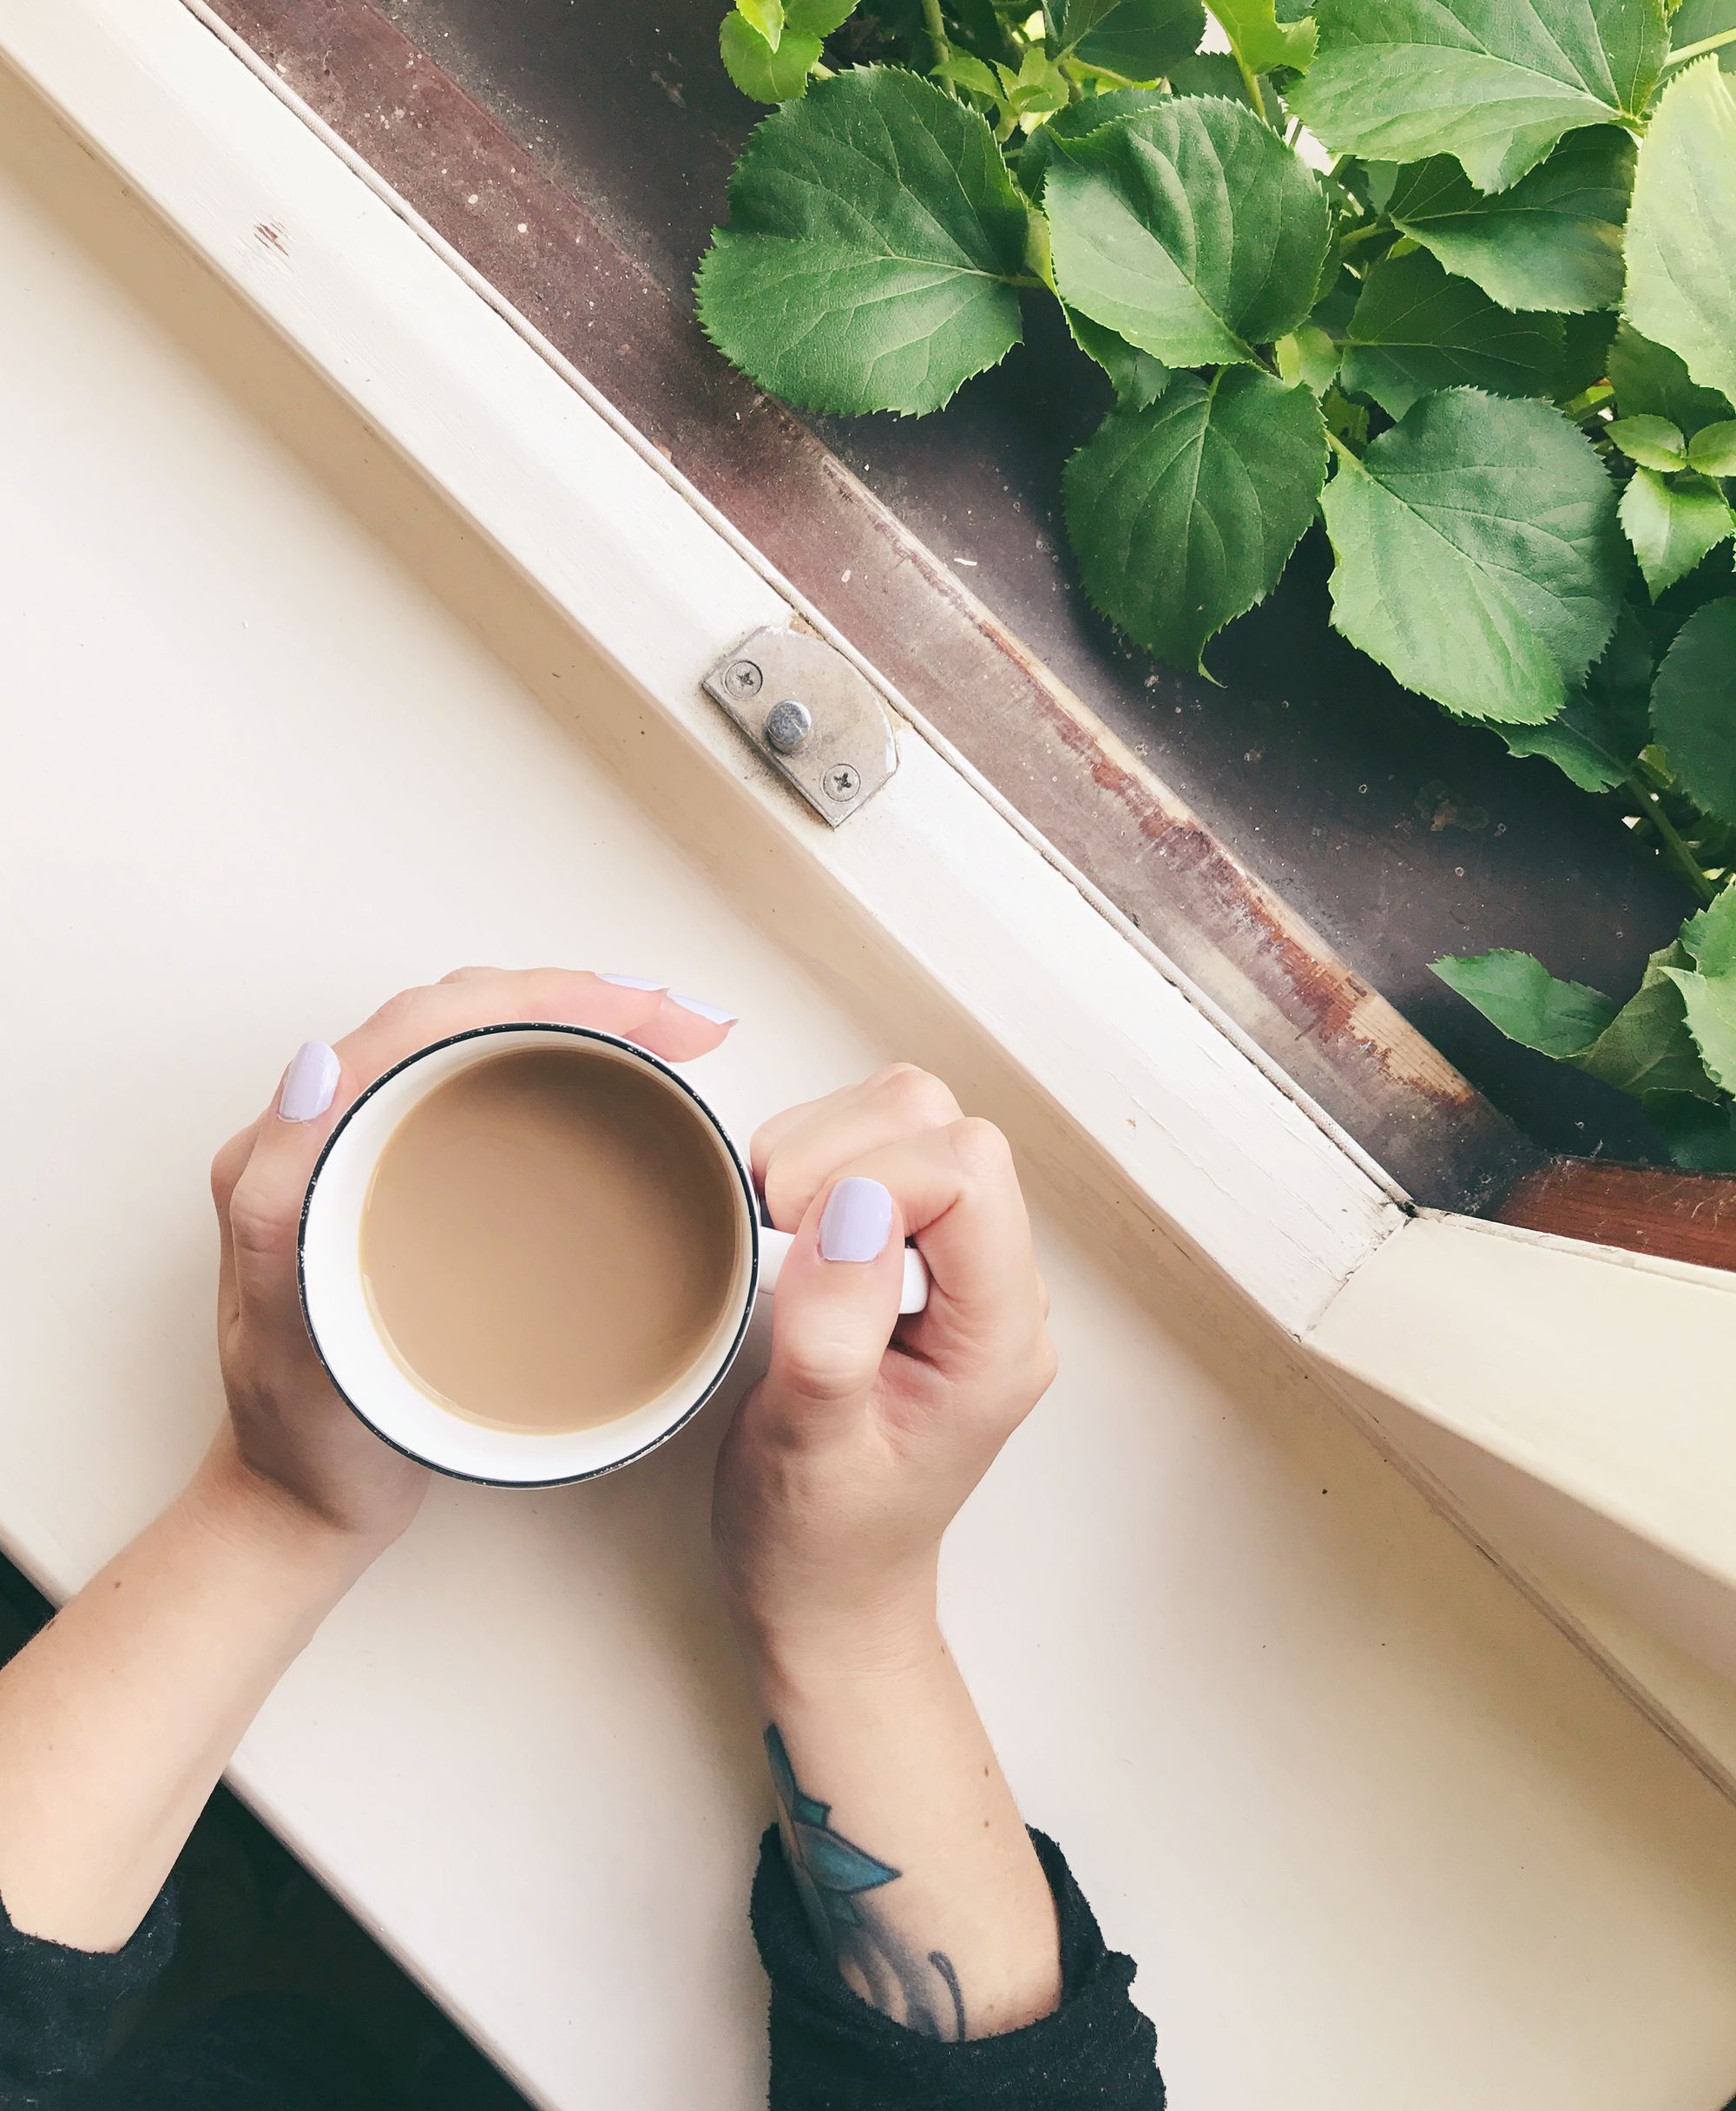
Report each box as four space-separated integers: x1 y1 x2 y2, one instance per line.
752 1825 1163 2109
0 1881 179 2107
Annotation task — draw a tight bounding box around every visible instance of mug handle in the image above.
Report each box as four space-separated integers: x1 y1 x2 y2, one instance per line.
758 1226 930 1315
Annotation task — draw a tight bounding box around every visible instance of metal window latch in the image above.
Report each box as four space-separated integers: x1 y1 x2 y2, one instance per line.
702 626 898 827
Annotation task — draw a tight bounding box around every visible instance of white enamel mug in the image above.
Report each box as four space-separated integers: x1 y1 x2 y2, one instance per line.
297 1023 930 1487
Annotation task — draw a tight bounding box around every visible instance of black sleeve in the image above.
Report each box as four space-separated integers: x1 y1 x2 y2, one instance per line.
0 1884 178 2108
753 1826 1164 2109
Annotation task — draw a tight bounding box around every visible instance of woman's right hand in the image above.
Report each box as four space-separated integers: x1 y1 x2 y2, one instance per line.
712 1065 1056 1671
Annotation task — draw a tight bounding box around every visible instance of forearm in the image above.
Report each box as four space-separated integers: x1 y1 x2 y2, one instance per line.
0 1430 371 1952
744 1595 1062 2042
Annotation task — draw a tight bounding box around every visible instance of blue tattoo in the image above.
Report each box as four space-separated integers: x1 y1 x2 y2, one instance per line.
765 1724 968 2041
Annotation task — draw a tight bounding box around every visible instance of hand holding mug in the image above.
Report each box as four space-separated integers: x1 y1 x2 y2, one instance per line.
712 1065 1058 1670
207 969 737 1548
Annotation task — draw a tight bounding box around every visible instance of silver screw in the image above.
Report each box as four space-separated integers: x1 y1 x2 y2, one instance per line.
764 698 813 755
722 659 763 699
823 764 861 802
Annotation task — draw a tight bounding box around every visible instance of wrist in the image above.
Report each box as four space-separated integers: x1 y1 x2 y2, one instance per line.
729 1577 945 1697
185 1437 385 1595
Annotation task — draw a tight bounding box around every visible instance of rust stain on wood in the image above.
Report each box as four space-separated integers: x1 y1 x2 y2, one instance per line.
1493 1159 1736 1276
200 0 1516 1202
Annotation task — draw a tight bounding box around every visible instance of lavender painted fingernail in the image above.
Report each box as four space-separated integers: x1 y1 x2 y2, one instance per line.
597 974 667 991
670 993 738 1026
819 1177 893 1264
279 1041 339 1123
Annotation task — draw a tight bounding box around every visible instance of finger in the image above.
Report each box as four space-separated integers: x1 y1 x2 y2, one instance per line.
753 1064 962 1229
764 1175 907 1413
223 970 729 1335
828 1121 1040 1359
438 966 736 1064
751 1064 960 1187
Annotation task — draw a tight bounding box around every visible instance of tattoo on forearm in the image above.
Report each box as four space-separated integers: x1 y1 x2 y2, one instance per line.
765 1723 968 2042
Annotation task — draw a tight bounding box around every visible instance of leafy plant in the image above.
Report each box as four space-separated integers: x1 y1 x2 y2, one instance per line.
699 0 1736 1168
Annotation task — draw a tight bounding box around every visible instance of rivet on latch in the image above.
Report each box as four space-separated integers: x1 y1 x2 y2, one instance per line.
824 764 862 802
722 659 764 699
764 699 813 755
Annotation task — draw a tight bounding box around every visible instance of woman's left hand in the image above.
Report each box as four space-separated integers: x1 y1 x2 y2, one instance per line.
207 967 738 1551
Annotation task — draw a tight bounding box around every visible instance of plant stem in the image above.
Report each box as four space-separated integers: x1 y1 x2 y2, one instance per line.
1625 769 1718 905
920 0 949 69
1233 48 1265 112
1663 23 1736 68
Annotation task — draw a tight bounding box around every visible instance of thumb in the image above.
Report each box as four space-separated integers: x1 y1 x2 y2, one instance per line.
764 1177 905 1412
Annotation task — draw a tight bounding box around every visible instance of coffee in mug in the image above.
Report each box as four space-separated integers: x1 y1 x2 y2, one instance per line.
359 1044 744 1434
298 1024 928 1486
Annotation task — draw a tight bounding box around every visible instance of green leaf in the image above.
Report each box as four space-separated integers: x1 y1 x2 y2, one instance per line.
1343 160 1400 214
1559 309 1620 401
1442 907 1732 1110
738 0 786 49
1291 0 1668 194
1016 88 1168 197
1276 322 1339 394
1672 0 1736 71
1619 467 1735 596
1385 128 1634 315
1064 368 1327 666
1492 602 1652 788
696 69 1030 414
1662 964 1736 1089
1064 306 1170 405
1607 324 1733 435
1578 942 1718 1095
1643 1088 1736 1172
999 43 1071 116
1687 420 1736 473
1684 882 1736 975
933 50 1005 97
1166 51 1278 113
1339 251 1565 420
786 0 857 32
1051 0 1207 77
1673 882 1736 1097
1606 415 1688 470
1625 61 1736 404
1431 950 1617 1056
1491 699 1629 790
720 13 822 99
1207 0 1318 76
1319 390 1626 722
1323 384 1368 447
1651 599 1736 821
1047 98 1330 365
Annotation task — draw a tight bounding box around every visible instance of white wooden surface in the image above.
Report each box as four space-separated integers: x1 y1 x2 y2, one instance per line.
6 52 1736 2111
1317 1343 1736 1797
1309 1215 1736 1671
